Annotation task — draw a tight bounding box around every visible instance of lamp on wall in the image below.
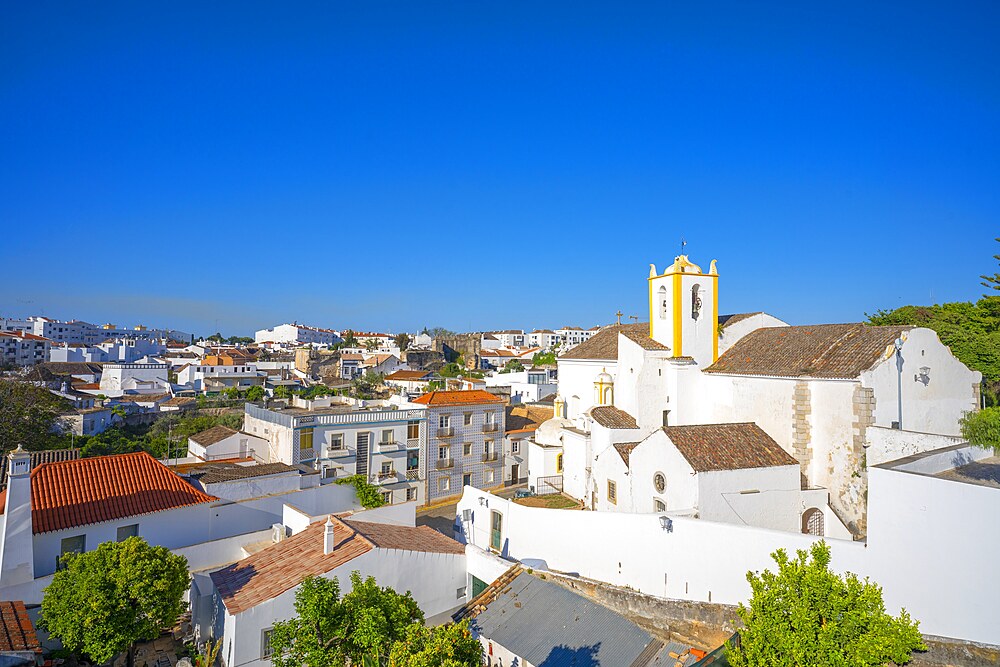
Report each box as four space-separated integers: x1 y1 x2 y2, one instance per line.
659 516 673 532
478 497 489 508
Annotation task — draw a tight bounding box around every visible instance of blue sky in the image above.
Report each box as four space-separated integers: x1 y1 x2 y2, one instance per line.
1 2 997 336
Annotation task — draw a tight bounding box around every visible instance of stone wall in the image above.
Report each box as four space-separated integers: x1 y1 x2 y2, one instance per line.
792 380 811 482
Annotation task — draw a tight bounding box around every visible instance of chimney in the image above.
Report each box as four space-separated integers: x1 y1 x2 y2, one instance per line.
0 445 34 585
323 516 336 554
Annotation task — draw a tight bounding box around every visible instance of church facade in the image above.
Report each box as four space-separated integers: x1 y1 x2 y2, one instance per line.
532 255 981 534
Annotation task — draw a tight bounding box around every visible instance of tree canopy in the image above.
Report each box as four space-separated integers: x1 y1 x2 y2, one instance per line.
335 474 386 509
531 351 557 366
269 573 423 667
499 360 524 374
388 620 482 667
727 541 925 667
0 379 69 452
960 407 1000 454
77 411 242 458
40 537 190 666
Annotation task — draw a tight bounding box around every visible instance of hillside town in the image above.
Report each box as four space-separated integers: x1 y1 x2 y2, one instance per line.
0 252 997 667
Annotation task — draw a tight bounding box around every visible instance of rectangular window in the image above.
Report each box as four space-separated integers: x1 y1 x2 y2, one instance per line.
261 628 273 658
406 487 417 501
485 469 494 484
608 480 617 505
381 429 393 444
484 440 494 453
439 415 450 428
116 524 139 542
463 473 472 487
407 450 419 471
463 413 472 425
381 461 392 474
485 411 495 424
59 535 86 568
381 491 392 505
439 477 450 492
512 441 520 454
330 433 344 450
457 586 468 599
407 420 420 439
463 443 472 456
299 428 314 453
438 446 450 460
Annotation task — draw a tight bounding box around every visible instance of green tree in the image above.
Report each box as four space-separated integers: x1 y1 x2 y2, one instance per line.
980 237 1000 296
499 360 524 374
531 352 557 366
274 385 293 399
0 379 70 452
393 333 411 351
222 386 241 400
245 385 266 402
960 407 1000 454
342 330 359 347
727 541 925 667
40 538 190 667
365 338 381 352
335 474 386 509
438 363 462 378
352 372 385 398
388 620 482 667
270 573 423 667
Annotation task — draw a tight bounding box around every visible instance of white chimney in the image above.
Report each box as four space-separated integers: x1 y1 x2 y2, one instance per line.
0 445 34 586
323 516 336 554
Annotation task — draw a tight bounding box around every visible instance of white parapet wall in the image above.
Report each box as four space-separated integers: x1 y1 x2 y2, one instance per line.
865 426 965 466
456 457 1000 648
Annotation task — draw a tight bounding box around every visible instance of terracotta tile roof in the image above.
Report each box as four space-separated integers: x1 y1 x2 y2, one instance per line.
0 330 50 342
384 370 431 381
189 425 239 446
412 390 502 406
341 353 364 361
0 449 80 491
0 601 41 653
192 462 298 485
38 362 103 376
162 396 197 407
211 516 463 614
662 423 798 472
613 442 640 466
505 405 554 433
0 452 217 534
590 406 639 429
717 312 763 329
706 323 910 379
559 323 665 360
113 393 171 403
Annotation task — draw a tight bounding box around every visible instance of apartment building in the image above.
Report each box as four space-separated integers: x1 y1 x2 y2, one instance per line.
0 331 51 367
413 391 505 504
253 323 343 347
243 395 428 505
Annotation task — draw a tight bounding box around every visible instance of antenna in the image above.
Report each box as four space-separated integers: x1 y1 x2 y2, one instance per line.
680 237 687 256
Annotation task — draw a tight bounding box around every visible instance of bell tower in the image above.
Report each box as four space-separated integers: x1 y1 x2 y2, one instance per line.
648 255 719 366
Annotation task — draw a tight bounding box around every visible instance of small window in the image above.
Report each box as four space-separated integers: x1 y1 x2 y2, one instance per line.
381 461 392 474
464 413 473 425
381 491 392 505
654 499 666 512
512 441 520 454
406 487 417 501
439 477 450 492
261 628 274 658
607 480 617 505
117 524 139 542
299 428 314 453
485 411 495 424
463 443 472 456
654 473 666 494
59 534 86 568
485 469 495 484
438 446 450 460
556 453 563 474
457 586 467 599
381 429 393 444
330 433 344 450
439 415 450 428
463 473 472 487
407 420 420 439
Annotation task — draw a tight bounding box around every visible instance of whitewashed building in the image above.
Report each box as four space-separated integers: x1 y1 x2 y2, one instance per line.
254 323 343 347
98 361 171 397
0 331 50 367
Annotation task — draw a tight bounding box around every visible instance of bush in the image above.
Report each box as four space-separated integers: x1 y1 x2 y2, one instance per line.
960 407 1000 454
335 474 385 509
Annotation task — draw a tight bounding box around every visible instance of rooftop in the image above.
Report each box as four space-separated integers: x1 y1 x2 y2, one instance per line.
211 516 463 614
591 405 639 430
706 323 911 379
662 423 798 472
559 323 665 361
412 390 503 407
188 462 300 485
0 601 41 654
0 451 217 534
936 456 1000 488
189 425 239 446
0 448 80 491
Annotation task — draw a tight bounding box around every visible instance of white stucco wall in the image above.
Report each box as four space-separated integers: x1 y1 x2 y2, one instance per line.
864 426 965 467
556 359 609 421
717 313 788 356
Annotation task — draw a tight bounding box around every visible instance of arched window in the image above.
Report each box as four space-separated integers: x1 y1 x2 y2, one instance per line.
691 284 703 320
802 508 824 536
556 453 564 474
659 285 668 319
654 498 666 512
653 472 666 494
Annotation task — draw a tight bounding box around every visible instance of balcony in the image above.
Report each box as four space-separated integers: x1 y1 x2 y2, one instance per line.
405 469 420 481
482 452 499 463
298 447 316 461
375 470 398 484
435 458 455 470
406 438 420 449
437 427 455 438
327 447 352 458
377 439 406 452
482 423 498 433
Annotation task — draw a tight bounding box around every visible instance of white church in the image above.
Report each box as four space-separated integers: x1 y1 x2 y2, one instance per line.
527 255 981 536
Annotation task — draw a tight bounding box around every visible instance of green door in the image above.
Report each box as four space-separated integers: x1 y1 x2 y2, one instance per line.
471 575 487 598
490 510 502 551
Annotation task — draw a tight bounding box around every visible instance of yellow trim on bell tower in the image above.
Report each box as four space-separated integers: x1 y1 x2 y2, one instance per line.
672 271 682 357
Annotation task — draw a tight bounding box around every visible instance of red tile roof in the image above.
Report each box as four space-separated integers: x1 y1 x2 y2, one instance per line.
590 406 639 429
412 390 503 406
0 452 216 534
384 370 431 381
0 601 40 653
210 516 464 614
662 423 798 472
